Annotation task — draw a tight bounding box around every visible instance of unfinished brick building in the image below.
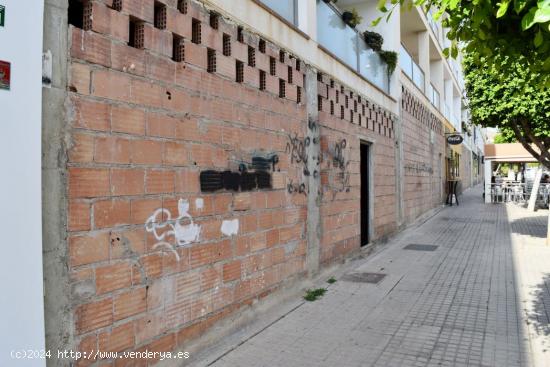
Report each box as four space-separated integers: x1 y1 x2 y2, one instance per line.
39 0 484 365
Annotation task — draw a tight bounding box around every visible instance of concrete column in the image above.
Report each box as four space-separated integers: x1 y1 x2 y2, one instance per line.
305 65 321 276
396 110 404 227
43 0 73 365
484 159 492 203
417 31 430 93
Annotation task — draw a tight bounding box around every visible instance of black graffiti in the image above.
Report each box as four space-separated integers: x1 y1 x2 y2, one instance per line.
286 133 310 176
200 155 278 192
325 139 351 199
287 180 307 196
332 139 347 170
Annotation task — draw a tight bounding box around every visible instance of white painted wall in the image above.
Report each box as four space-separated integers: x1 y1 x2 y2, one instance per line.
0 0 46 366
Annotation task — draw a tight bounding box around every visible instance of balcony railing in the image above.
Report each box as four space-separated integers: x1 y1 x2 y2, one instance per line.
400 45 424 92
258 0 297 25
428 83 440 110
316 0 389 93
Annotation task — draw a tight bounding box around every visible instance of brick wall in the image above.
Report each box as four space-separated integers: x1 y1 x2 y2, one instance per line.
401 87 446 224
317 74 397 264
58 0 449 364
67 0 308 364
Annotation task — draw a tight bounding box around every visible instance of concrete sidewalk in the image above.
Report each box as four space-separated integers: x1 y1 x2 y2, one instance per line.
187 186 550 367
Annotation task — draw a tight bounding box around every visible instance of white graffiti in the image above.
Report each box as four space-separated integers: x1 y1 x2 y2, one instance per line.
221 219 239 237
145 199 201 261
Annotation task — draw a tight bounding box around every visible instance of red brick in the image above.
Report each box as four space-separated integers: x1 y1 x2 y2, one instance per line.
163 141 188 165
76 298 113 334
185 42 207 69
69 168 111 198
69 200 91 231
92 69 132 102
69 133 94 163
96 262 132 294
98 322 135 353
130 198 162 225
223 260 241 282
114 287 147 321
146 112 177 138
130 139 163 165
190 240 232 268
111 106 146 135
121 0 154 23
233 193 251 211
131 78 165 108
175 170 200 193
166 7 192 38
110 229 146 259
146 52 176 84
146 169 175 194
200 266 222 291
70 63 91 95
71 97 111 131
111 42 146 76
71 28 111 67
110 168 145 196
94 136 131 164
141 23 173 58
93 199 131 229
69 232 110 267
90 1 130 42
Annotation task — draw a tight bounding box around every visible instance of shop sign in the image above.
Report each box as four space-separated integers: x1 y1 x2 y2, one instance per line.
446 134 463 145
0 60 10 90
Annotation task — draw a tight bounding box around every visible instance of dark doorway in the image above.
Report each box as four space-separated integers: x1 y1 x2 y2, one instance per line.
360 142 370 246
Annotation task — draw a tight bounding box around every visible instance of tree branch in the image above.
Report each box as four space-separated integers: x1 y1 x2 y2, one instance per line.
510 119 550 169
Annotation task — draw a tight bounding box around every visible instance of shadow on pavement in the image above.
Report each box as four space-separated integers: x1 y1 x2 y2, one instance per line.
510 215 549 238
527 273 550 339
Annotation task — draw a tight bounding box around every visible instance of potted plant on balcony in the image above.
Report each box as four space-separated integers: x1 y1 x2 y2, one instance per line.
363 31 384 52
342 8 362 28
322 0 337 3
379 50 398 77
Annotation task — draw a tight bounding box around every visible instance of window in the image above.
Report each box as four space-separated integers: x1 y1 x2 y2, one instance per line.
258 0 297 25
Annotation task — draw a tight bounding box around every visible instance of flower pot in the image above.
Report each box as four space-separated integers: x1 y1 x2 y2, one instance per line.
342 11 355 27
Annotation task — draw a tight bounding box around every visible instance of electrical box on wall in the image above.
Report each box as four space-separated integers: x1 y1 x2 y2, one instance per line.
0 60 10 90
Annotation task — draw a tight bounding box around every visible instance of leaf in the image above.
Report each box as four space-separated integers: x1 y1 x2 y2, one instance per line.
535 29 544 47
533 7 550 24
497 0 511 17
371 17 382 26
377 0 387 11
522 7 538 29
514 0 528 13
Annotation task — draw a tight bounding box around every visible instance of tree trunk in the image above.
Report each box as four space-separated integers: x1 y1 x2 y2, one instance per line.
528 167 543 212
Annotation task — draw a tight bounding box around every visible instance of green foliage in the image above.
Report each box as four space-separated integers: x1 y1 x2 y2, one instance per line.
364 31 384 51
374 0 550 86
327 277 337 284
379 50 398 76
343 8 363 28
493 128 517 143
464 54 550 167
303 288 327 301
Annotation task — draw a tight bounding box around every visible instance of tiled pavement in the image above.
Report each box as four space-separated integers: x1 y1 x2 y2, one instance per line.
188 186 550 367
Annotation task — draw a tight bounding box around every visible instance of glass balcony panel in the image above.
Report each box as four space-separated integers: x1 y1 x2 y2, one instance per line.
317 1 358 68
259 0 296 24
358 39 389 92
400 45 413 79
412 62 425 92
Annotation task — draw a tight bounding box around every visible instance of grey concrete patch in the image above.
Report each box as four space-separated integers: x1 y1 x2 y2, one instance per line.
341 272 387 284
403 244 438 251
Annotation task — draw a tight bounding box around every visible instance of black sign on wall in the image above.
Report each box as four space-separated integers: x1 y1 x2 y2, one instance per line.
446 134 464 145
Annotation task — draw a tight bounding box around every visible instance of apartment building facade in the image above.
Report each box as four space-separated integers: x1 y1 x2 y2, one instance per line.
29 0 485 364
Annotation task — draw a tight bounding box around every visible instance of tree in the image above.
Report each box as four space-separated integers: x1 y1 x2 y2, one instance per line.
493 128 517 144
463 54 550 168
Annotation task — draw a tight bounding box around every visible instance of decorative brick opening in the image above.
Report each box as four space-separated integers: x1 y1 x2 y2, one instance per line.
207 48 216 73
173 35 185 62
330 100 334 115
279 50 286 63
223 34 231 56
336 90 339 103
330 79 334 88
340 105 344 119
248 46 255 67
295 58 301 71
362 105 366 115
358 114 362 126
154 2 167 30
279 79 286 98
210 12 219 29
111 0 122 11
345 95 349 108
236 61 244 83
82 0 92 30
129 18 144 48
237 26 244 43
350 112 354 123
177 0 187 14
318 95 323 112
259 39 266 53
259 70 266 90
297 86 302 104
317 72 323 82
192 18 201 44
269 57 276 76
354 100 358 112
288 66 293 84
68 0 85 29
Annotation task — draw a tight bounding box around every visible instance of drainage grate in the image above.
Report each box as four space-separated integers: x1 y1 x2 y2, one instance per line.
341 272 386 284
403 244 438 252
